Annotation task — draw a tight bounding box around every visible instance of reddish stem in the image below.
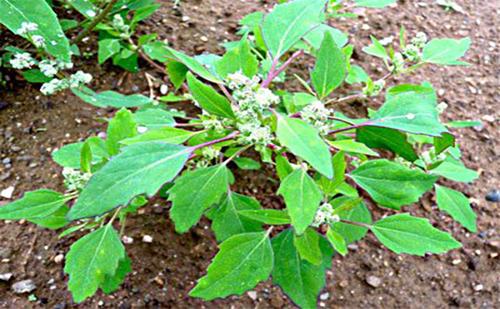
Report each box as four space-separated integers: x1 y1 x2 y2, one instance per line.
261 50 304 88
190 131 240 151
328 122 372 135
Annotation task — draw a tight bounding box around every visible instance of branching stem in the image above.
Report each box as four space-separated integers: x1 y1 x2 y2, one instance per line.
72 0 119 45
261 50 304 88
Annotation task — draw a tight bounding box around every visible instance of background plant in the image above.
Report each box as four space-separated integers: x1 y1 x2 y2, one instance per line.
0 0 481 308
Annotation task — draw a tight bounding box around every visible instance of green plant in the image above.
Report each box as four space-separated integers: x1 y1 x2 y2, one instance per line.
0 0 481 307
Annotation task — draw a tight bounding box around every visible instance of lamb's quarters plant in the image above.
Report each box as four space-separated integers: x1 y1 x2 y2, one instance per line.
0 0 483 307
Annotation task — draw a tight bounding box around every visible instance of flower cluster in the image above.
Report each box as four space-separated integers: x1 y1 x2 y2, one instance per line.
402 32 428 62
363 79 385 97
311 203 340 228
10 53 36 69
62 168 92 192
301 100 333 135
41 71 92 95
112 14 131 39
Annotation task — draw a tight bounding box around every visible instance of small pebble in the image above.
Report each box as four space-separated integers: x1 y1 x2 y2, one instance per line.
366 275 382 288
0 186 14 199
12 279 37 294
54 254 64 264
473 284 484 291
0 273 13 281
452 259 461 265
122 236 134 244
319 292 330 301
160 84 168 95
247 291 257 300
142 235 153 243
485 190 499 202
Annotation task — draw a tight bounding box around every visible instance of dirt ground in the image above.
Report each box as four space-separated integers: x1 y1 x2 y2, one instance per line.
0 0 499 308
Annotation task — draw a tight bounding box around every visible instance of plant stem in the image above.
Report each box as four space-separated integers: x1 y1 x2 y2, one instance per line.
340 219 371 229
72 0 119 45
190 131 240 151
328 122 371 135
261 50 304 88
218 84 236 104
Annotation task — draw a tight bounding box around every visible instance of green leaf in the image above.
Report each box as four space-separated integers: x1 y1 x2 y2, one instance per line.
355 0 396 8
362 36 389 60
167 61 188 89
303 24 348 49
326 228 347 256
52 139 108 169
328 139 379 156
209 192 262 242
278 168 323 234
356 126 418 162
422 38 471 65
311 32 346 99
190 231 273 300
275 155 294 181
165 47 221 83
80 140 92 173
142 41 170 63
67 143 190 220
106 108 137 156
371 213 462 255
215 38 258 78
0 0 71 61
100 256 132 294
238 209 291 225
369 93 448 136
261 0 327 59
346 65 369 84
317 151 346 195
430 158 478 183
133 108 176 129
331 199 371 244
0 189 66 220
67 0 98 18
21 69 51 83
276 116 333 178
64 225 126 303
121 127 197 145
98 39 121 64
169 164 230 233
386 83 437 102
351 159 437 209
272 229 333 309
186 72 235 119
293 228 323 265
71 87 153 108
435 185 476 232
29 205 69 230
434 132 455 155
446 120 482 128
233 157 261 170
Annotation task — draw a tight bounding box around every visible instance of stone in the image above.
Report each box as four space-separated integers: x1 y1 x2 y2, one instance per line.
12 279 37 294
319 292 330 301
366 275 382 288
54 254 64 264
485 190 499 202
0 273 13 281
142 235 153 243
0 186 14 199
247 291 257 300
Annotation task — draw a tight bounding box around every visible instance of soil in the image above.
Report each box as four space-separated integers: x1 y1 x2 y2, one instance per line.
0 0 499 308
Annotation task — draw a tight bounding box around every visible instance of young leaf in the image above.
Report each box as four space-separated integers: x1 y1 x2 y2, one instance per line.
80 141 92 174
167 61 188 90
233 157 261 170
67 143 191 220
330 198 371 244
303 24 348 50
165 47 221 83
142 41 170 63
0 189 66 220
52 139 108 169
351 160 437 209
371 213 462 255
311 32 346 99
215 38 258 78
106 108 137 156
98 39 121 64
362 36 389 60
71 87 154 108
238 209 291 225
121 127 198 145
275 155 294 181
328 139 379 156
209 192 262 242
272 229 333 309
190 231 273 300
133 108 176 129
29 205 69 230
422 38 471 65
66 0 98 18
261 0 327 59
186 72 235 119
276 116 333 178
317 151 346 195
169 164 230 233
435 185 477 232
293 228 323 265
278 168 323 234
326 228 348 256
356 126 418 162
64 225 126 303
434 133 455 155
430 158 478 183
100 256 132 294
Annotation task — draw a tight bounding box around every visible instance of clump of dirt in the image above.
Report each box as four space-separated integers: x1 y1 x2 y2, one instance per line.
0 0 498 308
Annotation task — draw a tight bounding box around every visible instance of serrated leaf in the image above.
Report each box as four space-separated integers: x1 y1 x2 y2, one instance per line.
167 61 188 90
100 256 132 294
29 205 69 230
186 72 235 119
330 197 371 244
72 87 153 108
64 225 125 303
356 126 418 161
430 158 478 183
261 0 327 59
351 159 437 209
276 116 333 178
435 185 476 232
311 32 346 99
106 108 137 156
303 24 348 49
238 209 291 225
164 47 221 83
209 192 262 242
169 164 230 233
317 151 346 195
294 228 323 265
346 65 369 84
98 39 121 64
434 133 456 155
278 168 323 234
0 189 66 220
371 213 462 255
422 38 471 65
67 142 190 220
121 127 197 145
272 229 333 309
275 155 294 181
326 228 347 256
190 231 273 300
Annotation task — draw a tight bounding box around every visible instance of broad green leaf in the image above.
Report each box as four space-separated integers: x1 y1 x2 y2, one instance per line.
351 159 437 209
29 205 69 230
67 142 190 220
328 139 379 156
346 65 369 84
80 141 92 173
209 192 262 242
238 209 291 225
311 32 346 99
121 127 198 145
72 87 153 108
317 151 346 195
52 138 108 169
422 38 471 65
167 61 188 90
165 47 221 83
64 225 126 303
331 199 371 244
276 116 333 178
275 154 294 181
355 0 396 8
261 0 327 59
133 108 176 129
272 229 333 309
303 24 348 49
67 0 98 18
233 157 261 170
371 213 462 255
142 41 170 63
430 158 478 183
293 228 323 265
112 48 138 72
0 189 66 220
435 185 476 232
386 83 437 103
190 231 273 300
434 132 455 155
326 228 347 256
131 4 161 25
215 38 258 78
100 256 132 294
369 93 448 136
0 0 71 61
106 108 137 156
446 120 482 128
21 69 51 83
169 165 230 233
186 72 235 119
98 39 121 64
278 168 323 234
362 36 389 60
356 126 418 162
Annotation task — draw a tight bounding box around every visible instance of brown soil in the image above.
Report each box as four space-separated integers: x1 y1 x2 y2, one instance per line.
0 0 499 308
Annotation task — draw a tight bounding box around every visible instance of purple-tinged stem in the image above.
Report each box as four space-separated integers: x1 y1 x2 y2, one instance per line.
328 122 372 135
190 131 240 151
261 50 305 88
